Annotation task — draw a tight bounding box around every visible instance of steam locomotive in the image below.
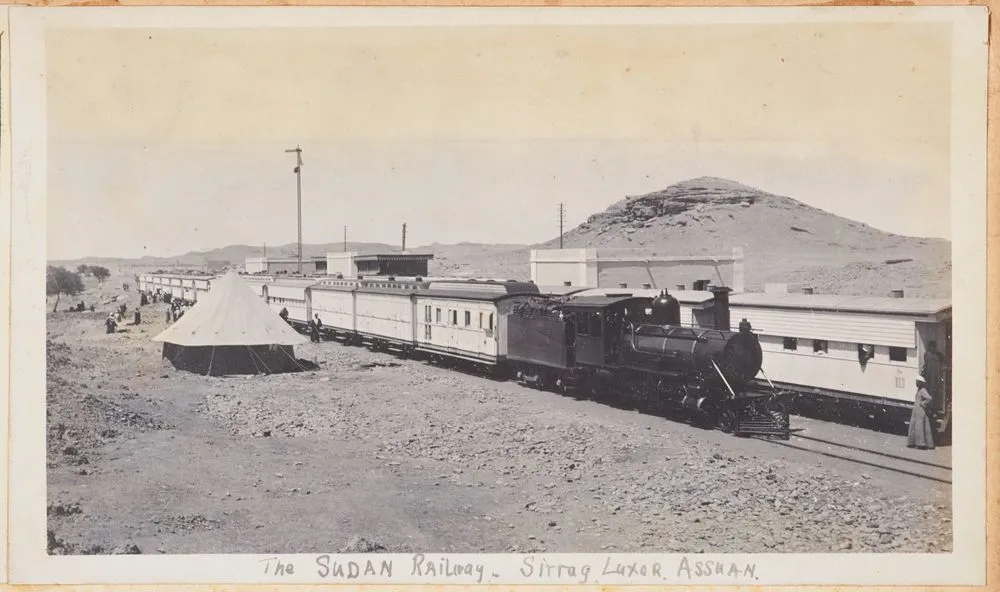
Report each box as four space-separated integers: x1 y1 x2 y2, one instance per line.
506 286 791 438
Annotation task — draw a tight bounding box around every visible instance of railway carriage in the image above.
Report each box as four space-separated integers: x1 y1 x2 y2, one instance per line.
264 278 315 328
726 293 953 434
308 282 358 339
181 278 198 303
413 286 541 365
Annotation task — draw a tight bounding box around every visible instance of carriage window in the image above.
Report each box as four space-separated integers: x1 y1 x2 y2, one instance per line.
576 315 590 336
489 313 494 331
813 339 828 354
783 337 798 351
464 311 471 327
451 310 458 325
479 312 484 328
589 313 603 337
436 308 441 323
889 347 907 362
424 305 431 322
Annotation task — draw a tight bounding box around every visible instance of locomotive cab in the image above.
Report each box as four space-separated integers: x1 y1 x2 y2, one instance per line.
560 296 655 367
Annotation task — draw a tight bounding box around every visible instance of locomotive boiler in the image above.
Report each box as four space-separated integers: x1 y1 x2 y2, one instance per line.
626 289 764 392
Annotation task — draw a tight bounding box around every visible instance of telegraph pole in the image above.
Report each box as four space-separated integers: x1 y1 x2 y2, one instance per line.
343 226 347 252
558 203 565 249
402 223 407 252
284 146 304 275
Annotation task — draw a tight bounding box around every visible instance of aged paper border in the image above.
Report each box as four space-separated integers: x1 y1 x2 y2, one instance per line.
2 2 995 591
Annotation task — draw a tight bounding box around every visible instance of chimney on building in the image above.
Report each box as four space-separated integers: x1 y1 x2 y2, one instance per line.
563 281 572 287
619 283 628 288
891 289 904 298
676 284 686 290
801 287 814 295
642 283 652 289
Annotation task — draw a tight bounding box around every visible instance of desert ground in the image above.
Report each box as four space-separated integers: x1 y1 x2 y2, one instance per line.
45 274 952 556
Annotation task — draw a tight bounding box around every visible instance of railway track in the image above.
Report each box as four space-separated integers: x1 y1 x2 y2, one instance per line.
750 417 952 484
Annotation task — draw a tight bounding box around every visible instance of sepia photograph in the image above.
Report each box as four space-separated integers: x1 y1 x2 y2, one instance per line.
5 4 989 586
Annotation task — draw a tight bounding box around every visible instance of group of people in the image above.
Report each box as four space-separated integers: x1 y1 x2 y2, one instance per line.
166 300 189 323
68 301 95 313
105 301 142 334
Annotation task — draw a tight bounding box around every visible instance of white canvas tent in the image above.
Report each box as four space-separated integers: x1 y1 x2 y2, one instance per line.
152 271 309 375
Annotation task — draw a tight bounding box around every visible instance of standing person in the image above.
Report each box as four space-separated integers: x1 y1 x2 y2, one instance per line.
134 309 141 326
105 314 118 334
314 314 323 341
280 307 290 324
921 340 946 413
907 376 936 450
307 318 318 342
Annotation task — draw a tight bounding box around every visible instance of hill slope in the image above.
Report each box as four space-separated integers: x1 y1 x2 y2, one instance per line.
523 176 950 298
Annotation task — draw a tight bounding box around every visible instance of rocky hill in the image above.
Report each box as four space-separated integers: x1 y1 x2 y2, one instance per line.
521 177 950 298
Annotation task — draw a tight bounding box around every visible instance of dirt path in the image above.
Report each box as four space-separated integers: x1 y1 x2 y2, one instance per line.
46 294 952 556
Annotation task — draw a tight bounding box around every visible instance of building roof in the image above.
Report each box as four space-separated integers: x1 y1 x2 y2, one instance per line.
728 293 952 317
562 295 652 309
354 253 435 261
415 289 545 303
427 280 539 295
152 272 308 347
570 288 715 306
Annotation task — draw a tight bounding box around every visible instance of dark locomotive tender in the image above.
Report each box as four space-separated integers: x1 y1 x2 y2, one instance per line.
507 286 791 438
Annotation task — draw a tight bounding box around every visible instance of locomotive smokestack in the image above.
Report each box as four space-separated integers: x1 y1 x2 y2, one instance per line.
709 285 732 331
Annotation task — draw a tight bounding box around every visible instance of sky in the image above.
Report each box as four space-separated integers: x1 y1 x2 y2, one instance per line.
44 21 953 260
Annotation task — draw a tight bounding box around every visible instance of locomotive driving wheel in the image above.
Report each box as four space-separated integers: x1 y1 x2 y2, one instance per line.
717 406 737 434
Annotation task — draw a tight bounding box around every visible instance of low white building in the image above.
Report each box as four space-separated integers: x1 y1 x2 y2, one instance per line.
530 247 745 293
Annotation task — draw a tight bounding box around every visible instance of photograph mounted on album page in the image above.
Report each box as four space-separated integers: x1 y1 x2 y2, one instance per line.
3 3 991 587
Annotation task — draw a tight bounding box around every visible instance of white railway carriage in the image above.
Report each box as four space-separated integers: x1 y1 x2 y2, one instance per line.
352 288 419 346
242 275 274 299
193 277 214 295
726 293 952 421
265 278 315 326
308 284 358 336
181 278 198 303
413 281 542 364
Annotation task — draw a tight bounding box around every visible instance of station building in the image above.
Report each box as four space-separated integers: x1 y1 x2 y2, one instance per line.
245 252 434 278
530 247 745 293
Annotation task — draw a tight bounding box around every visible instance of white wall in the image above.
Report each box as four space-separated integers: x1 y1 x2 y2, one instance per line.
326 252 358 277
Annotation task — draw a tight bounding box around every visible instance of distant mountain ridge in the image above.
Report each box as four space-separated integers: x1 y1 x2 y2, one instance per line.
51 177 951 298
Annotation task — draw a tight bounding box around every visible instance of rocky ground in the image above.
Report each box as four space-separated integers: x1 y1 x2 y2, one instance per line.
46 288 952 556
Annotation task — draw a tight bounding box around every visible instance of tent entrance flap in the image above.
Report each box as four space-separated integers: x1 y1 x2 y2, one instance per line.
162 343 306 376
